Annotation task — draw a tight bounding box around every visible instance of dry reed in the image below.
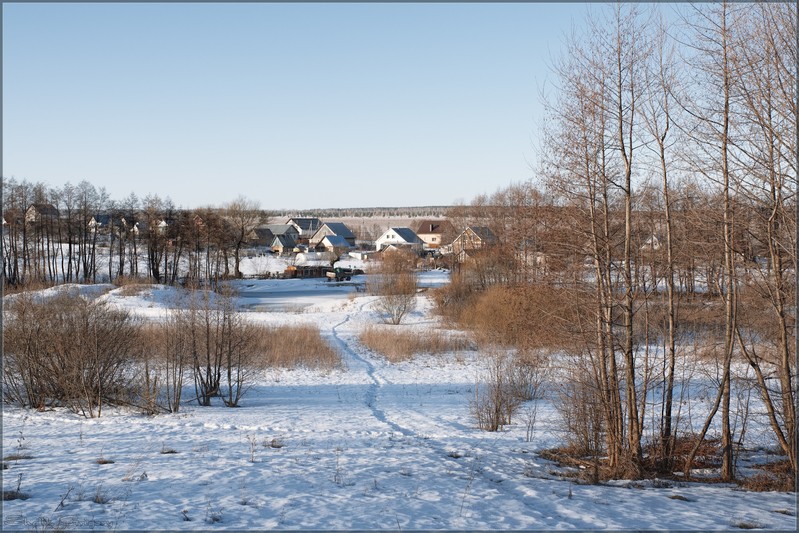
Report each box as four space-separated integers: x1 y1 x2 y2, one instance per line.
359 325 473 363
255 324 341 370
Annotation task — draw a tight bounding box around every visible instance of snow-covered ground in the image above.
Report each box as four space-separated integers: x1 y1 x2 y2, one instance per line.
2 272 796 530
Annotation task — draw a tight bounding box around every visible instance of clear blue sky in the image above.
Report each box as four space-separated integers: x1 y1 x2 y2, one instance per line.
3 2 590 210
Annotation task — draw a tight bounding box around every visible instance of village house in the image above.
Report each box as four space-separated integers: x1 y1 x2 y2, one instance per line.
262 224 299 242
285 217 323 242
374 227 423 252
414 219 455 250
318 234 352 254
450 226 497 261
25 203 59 224
270 234 296 255
249 227 274 247
309 222 356 249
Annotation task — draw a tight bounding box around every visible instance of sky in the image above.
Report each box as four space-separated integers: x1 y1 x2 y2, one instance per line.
3 2 591 210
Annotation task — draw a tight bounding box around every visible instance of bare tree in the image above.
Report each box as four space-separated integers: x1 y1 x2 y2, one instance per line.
225 196 262 279
369 249 417 325
639 12 681 471
727 1 796 477
677 1 742 481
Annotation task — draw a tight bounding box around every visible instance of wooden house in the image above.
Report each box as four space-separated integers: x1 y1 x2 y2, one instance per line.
25 203 59 224
450 226 497 260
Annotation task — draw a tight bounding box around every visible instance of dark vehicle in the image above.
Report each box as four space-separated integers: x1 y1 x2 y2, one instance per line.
325 267 362 282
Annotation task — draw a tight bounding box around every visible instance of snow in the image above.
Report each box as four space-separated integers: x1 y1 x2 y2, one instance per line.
2 272 796 530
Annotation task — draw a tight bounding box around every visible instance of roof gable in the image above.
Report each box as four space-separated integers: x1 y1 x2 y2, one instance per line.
391 227 422 243
271 234 296 247
286 217 322 231
320 222 355 239
322 234 351 248
414 219 453 235
467 226 497 243
263 224 298 236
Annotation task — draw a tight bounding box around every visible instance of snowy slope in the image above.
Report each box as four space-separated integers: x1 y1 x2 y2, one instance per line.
2 274 796 530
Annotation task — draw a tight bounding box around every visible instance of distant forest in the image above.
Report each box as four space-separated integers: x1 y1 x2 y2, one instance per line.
273 206 451 219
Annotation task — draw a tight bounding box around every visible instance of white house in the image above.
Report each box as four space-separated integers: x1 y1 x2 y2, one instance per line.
375 227 423 252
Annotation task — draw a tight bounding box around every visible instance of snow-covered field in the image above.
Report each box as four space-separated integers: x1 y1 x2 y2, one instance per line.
2 272 796 530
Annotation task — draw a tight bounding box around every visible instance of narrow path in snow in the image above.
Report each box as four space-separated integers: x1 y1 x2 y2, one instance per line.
330 305 413 437
328 299 549 519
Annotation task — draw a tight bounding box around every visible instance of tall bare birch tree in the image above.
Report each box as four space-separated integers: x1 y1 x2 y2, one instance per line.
728 2 796 476
678 1 741 481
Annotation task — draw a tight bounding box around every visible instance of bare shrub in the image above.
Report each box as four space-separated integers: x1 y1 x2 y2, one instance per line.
179 285 263 407
112 276 153 297
135 315 187 414
738 471 795 492
359 325 474 363
255 325 340 370
472 352 519 432
472 349 546 432
552 357 605 463
431 272 480 324
3 290 140 417
462 284 584 353
369 250 417 325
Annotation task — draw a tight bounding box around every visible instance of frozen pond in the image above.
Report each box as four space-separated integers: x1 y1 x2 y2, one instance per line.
233 276 365 312
232 270 450 312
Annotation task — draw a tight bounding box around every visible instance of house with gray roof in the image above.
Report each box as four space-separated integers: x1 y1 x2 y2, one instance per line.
25 203 59 224
271 234 297 255
263 224 299 240
309 222 356 248
375 227 423 252
450 226 497 260
318 234 353 253
286 217 323 239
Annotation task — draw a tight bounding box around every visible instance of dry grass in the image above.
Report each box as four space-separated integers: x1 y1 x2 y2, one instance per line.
2 278 57 296
359 325 474 363
3 454 33 461
738 468 796 492
138 321 340 371
733 520 764 530
113 277 154 296
256 324 341 370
